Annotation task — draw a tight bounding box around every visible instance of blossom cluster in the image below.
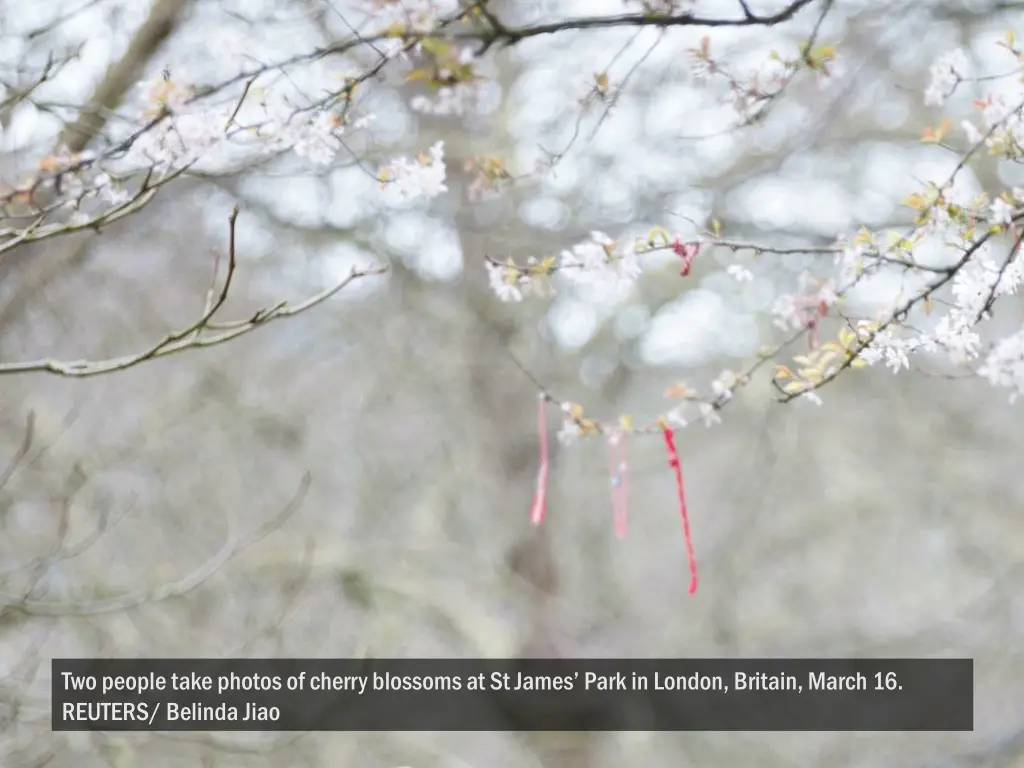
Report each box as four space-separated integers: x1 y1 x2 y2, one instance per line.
464 156 514 202
684 34 839 122
772 273 837 343
408 47 485 117
280 110 375 167
363 0 443 35
378 141 448 202
980 330 1024 401
123 73 229 169
3 145 132 228
924 49 969 107
486 231 642 303
961 94 1024 157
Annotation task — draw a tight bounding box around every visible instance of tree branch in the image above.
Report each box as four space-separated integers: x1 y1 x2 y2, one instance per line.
0 208 388 378
0 471 312 617
60 0 194 153
459 0 819 46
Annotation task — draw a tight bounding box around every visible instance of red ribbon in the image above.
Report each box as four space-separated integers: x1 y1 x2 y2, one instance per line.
529 396 550 526
606 434 629 539
662 426 698 594
671 238 700 277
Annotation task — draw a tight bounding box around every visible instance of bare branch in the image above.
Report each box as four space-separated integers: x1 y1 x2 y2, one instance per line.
454 0 819 46
0 208 389 378
0 471 312 617
0 411 35 491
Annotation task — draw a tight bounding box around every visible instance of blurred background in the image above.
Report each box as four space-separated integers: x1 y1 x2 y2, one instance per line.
1 0 1024 765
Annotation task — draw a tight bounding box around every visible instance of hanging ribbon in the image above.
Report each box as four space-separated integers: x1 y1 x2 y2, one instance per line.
671 238 701 276
529 394 550 526
662 426 698 594
606 432 629 539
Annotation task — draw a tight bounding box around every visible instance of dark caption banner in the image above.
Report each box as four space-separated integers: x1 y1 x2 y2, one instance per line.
52 658 973 732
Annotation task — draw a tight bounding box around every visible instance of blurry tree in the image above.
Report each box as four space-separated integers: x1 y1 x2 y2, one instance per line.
2 0 1024 766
